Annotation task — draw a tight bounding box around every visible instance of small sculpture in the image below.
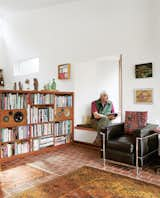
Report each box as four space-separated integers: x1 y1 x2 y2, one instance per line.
18 81 23 91
33 78 39 90
25 79 30 90
0 69 4 87
13 82 17 90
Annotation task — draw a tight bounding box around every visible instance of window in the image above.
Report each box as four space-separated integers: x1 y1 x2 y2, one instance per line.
13 58 39 76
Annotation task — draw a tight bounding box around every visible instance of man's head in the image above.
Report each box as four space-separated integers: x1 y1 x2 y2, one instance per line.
100 91 108 103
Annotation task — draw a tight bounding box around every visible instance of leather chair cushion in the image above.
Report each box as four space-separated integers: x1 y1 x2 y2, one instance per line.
107 135 136 153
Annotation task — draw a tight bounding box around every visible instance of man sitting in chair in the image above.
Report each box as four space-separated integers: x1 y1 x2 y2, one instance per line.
91 91 116 146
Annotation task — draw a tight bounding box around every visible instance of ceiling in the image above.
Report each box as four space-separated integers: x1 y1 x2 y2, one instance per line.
0 0 77 16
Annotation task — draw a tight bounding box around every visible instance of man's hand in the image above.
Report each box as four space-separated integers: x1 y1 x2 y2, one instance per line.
107 114 116 120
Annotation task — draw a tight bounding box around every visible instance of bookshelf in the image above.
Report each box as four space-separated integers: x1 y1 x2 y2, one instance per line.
0 90 74 169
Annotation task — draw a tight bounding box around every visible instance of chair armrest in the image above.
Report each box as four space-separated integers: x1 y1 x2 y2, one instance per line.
101 123 124 141
136 131 159 157
135 124 158 138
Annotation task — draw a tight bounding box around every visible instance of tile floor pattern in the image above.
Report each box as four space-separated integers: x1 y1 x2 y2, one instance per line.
0 144 160 197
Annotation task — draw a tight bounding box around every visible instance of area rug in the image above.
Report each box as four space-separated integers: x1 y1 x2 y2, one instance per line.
13 166 160 198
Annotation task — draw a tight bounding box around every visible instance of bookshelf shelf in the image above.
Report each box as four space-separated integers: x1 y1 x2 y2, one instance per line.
0 90 74 169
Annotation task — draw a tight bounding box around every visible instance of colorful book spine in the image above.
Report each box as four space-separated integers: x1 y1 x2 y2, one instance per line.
30 107 54 124
55 96 72 107
30 123 54 137
54 120 72 136
31 94 54 105
0 94 28 110
15 141 29 155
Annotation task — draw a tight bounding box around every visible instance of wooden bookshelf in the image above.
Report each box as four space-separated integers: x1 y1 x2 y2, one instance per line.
0 90 74 169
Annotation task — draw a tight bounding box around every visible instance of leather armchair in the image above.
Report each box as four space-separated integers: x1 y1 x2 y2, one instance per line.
101 123 158 167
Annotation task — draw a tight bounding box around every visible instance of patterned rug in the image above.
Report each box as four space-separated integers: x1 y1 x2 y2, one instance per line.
13 166 160 198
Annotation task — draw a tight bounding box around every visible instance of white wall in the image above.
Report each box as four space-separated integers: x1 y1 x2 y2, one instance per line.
1 0 159 124
74 58 119 124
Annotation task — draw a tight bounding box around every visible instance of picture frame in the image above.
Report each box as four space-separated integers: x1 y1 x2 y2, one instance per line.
134 88 153 104
58 64 71 80
135 63 152 79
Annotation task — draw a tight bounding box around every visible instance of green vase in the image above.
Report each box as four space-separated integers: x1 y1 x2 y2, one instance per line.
51 78 56 90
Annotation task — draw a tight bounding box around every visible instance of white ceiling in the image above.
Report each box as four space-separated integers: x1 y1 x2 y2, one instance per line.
0 0 77 16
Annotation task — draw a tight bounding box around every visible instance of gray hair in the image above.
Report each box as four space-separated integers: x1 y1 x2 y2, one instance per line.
99 91 108 98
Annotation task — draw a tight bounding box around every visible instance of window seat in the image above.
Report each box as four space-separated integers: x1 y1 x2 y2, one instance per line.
74 124 97 144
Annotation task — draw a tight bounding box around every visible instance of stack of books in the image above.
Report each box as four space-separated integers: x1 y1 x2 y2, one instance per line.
1 144 13 158
30 107 54 123
32 135 54 150
55 96 72 107
0 93 28 110
39 135 54 148
54 120 72 136
15 141 29 155
31 94 54 105
30 123 54 137
55 136 66 146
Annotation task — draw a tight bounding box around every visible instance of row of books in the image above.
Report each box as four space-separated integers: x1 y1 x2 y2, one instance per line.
1 126 30 143
15 142 29 155
0 93 28 110
30 123 54 137
32 135 54 151
29 107 54 124
0 121 71 142
55 96 72 107
1 142 30 158
31 94 54 105
0 93 73 110
54 120 72 136
0 135 69 158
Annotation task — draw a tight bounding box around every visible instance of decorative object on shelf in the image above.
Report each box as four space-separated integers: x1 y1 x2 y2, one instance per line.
18 81 23 91
135 63 152 78
135 88 153 104
58 63 71 80
25 79 30 90
33 78 39 91
13 82 17 90
0 69 4 87
50 78 56 90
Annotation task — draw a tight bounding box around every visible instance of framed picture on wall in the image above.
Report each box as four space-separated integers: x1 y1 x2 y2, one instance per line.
134 88 153 104
58 64 71 80
135 63 152 79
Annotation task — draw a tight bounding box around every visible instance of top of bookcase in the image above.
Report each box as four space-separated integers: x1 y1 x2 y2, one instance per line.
0 90 74 95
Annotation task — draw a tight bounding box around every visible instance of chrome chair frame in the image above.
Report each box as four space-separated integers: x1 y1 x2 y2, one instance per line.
101 131 158 176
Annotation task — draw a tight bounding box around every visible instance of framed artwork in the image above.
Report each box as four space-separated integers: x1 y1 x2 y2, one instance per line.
135 63 152 78
58 64 71 80
135 89 153 104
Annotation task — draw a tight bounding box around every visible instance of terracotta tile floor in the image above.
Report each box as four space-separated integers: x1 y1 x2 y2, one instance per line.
0 144 160 197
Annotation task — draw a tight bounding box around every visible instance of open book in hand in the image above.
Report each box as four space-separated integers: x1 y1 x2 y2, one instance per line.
107 113 118 117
